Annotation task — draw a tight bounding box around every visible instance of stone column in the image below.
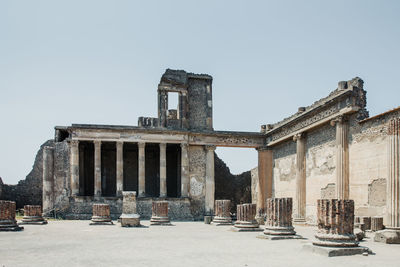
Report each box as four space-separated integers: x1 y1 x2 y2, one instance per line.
70 140 79 196
313 199 358 247
159 143 167 198
256 147 273 222
331 116 349 200
205 145 216 215
211 200 232 225
21 205 47 224
150 201 171 225
180 143 189 197
138 142 146 197
293 133 307 223
42 146 54 214
263 198 297 237
233 203 262 231
375 118 400 243
90 204 112 225
0 200 23 231
94 140 102 197
116 141 124 197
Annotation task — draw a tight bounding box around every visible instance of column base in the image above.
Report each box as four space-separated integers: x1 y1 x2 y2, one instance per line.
150 216 171 226
293 217 307 224
20 216 48 225
231 221 262 232
90 216 113 225
0 221 24 231
313 233 359 247
211 216 232 226
303 243 369 257
263 226 296 236
374 229 400 244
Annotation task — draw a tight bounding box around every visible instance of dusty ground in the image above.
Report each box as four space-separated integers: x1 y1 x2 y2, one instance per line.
1 220 399 267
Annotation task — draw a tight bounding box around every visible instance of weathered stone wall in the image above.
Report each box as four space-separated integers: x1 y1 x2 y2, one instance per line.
215 154 251 213
188 145 206 219
187 78 212 130
0 140 54 208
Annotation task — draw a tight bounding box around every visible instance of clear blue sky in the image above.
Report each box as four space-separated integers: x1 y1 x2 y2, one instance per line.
1 0 399 184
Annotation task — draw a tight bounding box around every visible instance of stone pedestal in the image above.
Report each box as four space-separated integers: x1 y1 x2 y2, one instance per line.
0 201 23 231
90 204 113 225
371 217 383 231
150 201 171 225
259 198 301 240
21 205 47 225
211 200 232 225
120 191 141 227
232 204 262 232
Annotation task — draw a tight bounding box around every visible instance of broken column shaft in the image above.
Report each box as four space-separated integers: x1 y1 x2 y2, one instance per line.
263 198 297 236
0 200 23 231
211 200 232 225
21 205 47 225
90 204 113 225
150 201 171 225
233 203 261 231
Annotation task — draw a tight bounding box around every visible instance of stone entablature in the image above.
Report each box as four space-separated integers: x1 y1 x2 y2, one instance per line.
263 77 367 146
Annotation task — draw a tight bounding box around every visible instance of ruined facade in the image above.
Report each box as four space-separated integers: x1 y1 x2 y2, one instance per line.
42 69 264 220
253 77 400 226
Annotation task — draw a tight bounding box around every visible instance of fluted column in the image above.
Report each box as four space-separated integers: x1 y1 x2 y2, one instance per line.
293 133 306 222
331 116 349 200
70 140 79 196
180 143 189 197
43 146 54 213
205 145 216 215
94 140 102 197
138 142 146 197
116 141 124 197
159 143 167 197
256 147 273 218
387 118 400 229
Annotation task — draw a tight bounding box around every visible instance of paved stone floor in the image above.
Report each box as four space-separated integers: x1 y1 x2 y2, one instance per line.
1 221 399 267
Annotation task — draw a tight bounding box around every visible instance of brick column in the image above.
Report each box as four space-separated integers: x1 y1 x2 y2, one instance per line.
90 204 112 225
159 143 167 197
70 140 79 196
293 133 306 223
331 116 349 200
205 145 216 215
150 201 171 225
256 147 273 222
313 199 358 247
21 205 47 224
42 146 54 214
211 200 232 225
138 142 146 197
0 200 23 231
180 143 189 197
94 140 102 197
116 141 124 197
233 203 262 231
263 198 297 237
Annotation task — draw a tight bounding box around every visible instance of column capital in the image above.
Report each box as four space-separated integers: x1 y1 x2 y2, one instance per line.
205 145 216 151
116 140 124 146
293 132 306 142
256 146 271 152
159 142 167 149
93 140 102 146
70 140 79 146
138 142 146 149
330 115 348 126
180 143 189 149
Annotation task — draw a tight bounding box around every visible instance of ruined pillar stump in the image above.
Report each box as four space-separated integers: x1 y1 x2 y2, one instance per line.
90 204 113 225
150 201 171 225
211 200 232 225
361 216 371 230
21 205 47 225
0 201 23 231
232 204 262 232
303 199 369 256
258 198 301 240
120 191 141 227
371 217 384 232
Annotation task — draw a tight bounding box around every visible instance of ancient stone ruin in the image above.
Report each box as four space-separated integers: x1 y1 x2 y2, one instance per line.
0 200 23 231
232 203 261 232
90 204 113 225
211 199 232 225
120 191 140 227
21 205 47 225
150 201 171 225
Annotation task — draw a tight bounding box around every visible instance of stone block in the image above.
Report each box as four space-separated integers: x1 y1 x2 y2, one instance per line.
303 243 369 257
374 229 400 244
